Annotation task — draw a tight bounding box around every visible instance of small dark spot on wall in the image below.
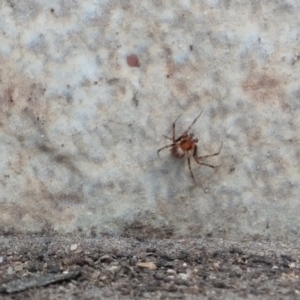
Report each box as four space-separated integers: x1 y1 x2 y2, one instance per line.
61 144 64 147
165 47 172 56
4 175 9 178
175 80 187 94
17 135 25 142
50 8 55 13
90 226 97 238
56 193 83 205
38 143 52 153
190 45 193 51
292 54 300 65
229 166 235 173
107 181 115 189
166 75 170 78
127 54 140 67
37 117 39 121
28 97 31 101
67 84 70 88
281 102 290 112
132 93 138 107
107 78 119 85
94 81 98 85
54 154 69 164
66 94 73 103
119 85 126 95
9 96 13 102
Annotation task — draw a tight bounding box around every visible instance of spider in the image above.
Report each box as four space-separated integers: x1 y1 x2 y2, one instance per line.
157 111 223 182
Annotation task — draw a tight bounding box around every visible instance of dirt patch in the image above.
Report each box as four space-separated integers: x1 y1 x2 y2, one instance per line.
0 235 299 299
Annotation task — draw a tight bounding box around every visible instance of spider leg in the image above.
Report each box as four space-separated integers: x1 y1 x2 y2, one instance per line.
158 115 183 155
193 144 222 168
162 114 183 143
157 144 175 156
183 110 203 135
187 156 196 182
173 111 203 143
197 142 223 160
172 113 182 142
195 161 220 168
163 135 173 141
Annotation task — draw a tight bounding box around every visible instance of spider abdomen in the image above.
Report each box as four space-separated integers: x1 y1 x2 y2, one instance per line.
171 139 194 158
180 139 193 151
171 146 185 158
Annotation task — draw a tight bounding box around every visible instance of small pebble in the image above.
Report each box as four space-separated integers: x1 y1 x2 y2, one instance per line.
70 244 78 251
136 262 157 270
99 254 114 262
0 256 3 263
99 275 108 281
178 273 189 280
14 264 23 271
108 266 120 272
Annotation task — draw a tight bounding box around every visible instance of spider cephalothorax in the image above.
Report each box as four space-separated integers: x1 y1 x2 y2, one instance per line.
157 111 222 182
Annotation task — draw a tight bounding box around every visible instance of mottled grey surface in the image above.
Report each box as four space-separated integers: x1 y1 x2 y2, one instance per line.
0 0 300 241
1 236 300 299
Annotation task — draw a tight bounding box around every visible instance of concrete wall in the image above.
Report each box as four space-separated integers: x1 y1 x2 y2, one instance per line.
1 0 300 241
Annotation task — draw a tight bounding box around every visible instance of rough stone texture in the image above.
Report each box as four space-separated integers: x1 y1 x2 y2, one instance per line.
0 0 300 241
1 235 300 299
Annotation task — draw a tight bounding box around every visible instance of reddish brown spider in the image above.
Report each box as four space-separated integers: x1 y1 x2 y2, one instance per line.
157 111 222 182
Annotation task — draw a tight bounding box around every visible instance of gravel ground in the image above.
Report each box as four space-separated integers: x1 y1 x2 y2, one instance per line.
0 235 300 299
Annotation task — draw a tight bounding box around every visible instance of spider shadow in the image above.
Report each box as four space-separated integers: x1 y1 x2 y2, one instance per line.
158 155 186 179
156 151 219 191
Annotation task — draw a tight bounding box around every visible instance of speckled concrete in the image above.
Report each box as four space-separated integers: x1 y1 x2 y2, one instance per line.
0 0 300 241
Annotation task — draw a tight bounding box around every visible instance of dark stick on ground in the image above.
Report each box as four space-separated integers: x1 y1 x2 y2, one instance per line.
0 271 81 294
